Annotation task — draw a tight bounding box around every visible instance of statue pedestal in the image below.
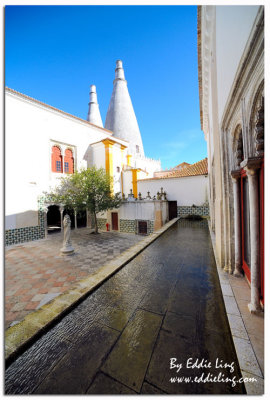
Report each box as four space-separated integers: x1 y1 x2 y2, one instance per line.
60 245 74 256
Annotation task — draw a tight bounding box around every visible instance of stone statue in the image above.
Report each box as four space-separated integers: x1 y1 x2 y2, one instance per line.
128 189 135 201
60 214 74 255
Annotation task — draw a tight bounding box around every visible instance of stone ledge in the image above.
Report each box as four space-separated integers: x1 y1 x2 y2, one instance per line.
5 217 179 364
207 221 264 395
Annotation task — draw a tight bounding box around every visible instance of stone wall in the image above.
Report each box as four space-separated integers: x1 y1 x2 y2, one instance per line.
120 219 154 235
147 220 154 234
96 218 107 231
120 219 136 233
5 224 45 246
177 204 209 218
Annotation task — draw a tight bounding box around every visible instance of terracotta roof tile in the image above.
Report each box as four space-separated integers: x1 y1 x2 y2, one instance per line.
138 158 208 181
173 161 191 169
168 157 208 178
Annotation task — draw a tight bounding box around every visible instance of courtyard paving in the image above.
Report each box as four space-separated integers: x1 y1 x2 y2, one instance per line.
5 228 144 329
5 220 248 394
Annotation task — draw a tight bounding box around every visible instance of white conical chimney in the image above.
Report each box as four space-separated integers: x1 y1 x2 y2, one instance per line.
87 85 103 127
105 60 144 156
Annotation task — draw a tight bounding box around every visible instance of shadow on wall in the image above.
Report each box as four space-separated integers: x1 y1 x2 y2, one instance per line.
83 145 93 168
5 210 39 230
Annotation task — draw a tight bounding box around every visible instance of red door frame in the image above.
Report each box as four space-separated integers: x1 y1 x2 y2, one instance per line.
111 213 118 231
240 169 251 283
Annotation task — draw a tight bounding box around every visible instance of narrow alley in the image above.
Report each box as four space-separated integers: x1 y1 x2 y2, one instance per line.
5 220 246 394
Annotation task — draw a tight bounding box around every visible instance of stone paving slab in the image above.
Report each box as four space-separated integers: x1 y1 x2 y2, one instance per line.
101 309 162 393
208 222 264 395
5 219 179 363
5 228 144 329
35 322 120 394
5 220 248 395
141 381 167 394
86 372 136 394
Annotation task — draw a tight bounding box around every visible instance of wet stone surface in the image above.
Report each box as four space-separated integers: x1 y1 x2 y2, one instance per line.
5 220 246 394
101 309 162 392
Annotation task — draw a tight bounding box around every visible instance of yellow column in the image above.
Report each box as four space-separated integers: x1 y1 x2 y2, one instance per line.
120 145 126 166
132 169 138 198
120 145 126 196
127 154 132 167
102 139 115 192
120 146 124 196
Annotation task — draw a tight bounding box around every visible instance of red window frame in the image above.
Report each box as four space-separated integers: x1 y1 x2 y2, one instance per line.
64 149 74 174
52 146 62 173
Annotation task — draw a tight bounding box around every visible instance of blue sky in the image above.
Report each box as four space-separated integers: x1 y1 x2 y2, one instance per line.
5 5 207 170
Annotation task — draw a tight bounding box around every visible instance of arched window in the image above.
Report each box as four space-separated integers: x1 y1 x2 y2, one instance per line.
64 149 74 174
51 146 62 173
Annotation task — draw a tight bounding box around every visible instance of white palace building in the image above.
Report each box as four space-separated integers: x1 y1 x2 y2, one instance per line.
5 60 209 245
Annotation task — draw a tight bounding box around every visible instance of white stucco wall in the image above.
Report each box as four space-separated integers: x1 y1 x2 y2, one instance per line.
112 144 122 194
138 175 209 206
216 6 259 122
91 143 106 170
119 201 155 221
5 91 113 229
98 200 168 226
133 155 161 178
122 170 133 197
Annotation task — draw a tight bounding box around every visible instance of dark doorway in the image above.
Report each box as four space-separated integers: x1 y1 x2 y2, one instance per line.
77 209 87 228
138 220 147 235
168 201 177 220
47 205 61 233
111 212 118 231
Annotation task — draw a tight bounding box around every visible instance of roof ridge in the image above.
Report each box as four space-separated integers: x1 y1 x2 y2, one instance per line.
5 87 113 134
171 157 207 171
150 157 208 181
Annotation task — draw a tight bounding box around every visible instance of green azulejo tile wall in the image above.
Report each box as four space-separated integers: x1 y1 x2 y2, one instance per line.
177 205 209 218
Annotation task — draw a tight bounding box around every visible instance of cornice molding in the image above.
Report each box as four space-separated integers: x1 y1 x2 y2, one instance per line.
199 6 215 138
5 87 113 135
240 156 263 171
